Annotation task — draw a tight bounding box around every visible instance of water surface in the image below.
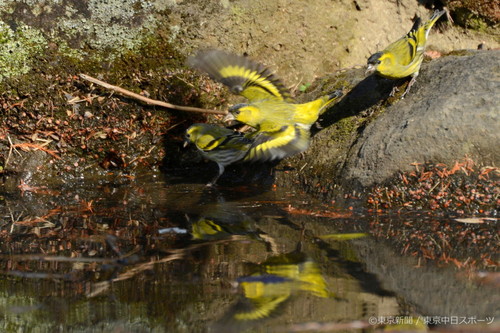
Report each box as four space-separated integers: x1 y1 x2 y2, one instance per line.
0 175 497 332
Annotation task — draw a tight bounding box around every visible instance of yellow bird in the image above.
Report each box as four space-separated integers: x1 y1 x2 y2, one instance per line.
243 124 310 163
188 49 342 162
185 122 310 179
366 9 445 97
189 49 342 130
184 123 252 185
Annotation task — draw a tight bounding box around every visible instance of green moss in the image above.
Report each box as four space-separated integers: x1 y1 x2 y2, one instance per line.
453 8 490 31
54 0 160 57
331 116 359 143
0 22 47 81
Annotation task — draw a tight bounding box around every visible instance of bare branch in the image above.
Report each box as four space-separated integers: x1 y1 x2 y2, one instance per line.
79 73 227 115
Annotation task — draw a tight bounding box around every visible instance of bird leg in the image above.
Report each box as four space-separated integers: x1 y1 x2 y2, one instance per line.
401 74 418 99
207 164 225 186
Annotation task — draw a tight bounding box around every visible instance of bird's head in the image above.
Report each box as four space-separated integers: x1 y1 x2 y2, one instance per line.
227 103 262 128
184 124 205 147
366 51 384 75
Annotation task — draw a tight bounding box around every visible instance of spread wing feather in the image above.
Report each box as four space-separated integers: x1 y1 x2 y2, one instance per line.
189 50 293 102
244 125 309 162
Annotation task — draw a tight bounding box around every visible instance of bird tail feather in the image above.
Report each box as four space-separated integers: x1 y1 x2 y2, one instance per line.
423 9 446 38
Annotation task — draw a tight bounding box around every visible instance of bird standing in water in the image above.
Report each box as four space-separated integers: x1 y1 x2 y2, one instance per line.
184 123 253 185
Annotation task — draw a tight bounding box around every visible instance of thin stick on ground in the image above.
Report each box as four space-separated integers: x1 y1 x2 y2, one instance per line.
79 73 227 115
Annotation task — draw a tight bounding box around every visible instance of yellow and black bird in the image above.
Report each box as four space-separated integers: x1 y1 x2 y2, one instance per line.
231 252 330 322
184 123 253 185
366 9 445 97
243 124 310 163
188 50 342 161
184 122 309 184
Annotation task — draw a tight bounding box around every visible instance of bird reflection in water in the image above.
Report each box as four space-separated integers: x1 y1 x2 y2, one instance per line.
214 250 331 332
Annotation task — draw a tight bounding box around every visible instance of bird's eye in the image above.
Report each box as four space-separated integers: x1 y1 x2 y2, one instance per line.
185 134 190 139
233 110 240 116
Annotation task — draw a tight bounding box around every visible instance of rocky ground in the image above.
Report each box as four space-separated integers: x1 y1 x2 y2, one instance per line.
0 0 498 206
277 50 499 200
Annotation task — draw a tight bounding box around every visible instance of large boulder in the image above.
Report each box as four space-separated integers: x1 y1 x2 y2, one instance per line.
344 50 499 187
277 50 499 196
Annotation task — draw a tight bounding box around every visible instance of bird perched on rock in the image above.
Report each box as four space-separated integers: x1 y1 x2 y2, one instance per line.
184 123 253 185
188 50 343 161
366 9 445 98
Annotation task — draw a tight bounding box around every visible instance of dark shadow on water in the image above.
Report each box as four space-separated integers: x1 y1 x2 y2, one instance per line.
164 144 276 191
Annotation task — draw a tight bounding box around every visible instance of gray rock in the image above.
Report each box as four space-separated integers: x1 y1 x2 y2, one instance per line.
276 50 499 195
343 50 499 187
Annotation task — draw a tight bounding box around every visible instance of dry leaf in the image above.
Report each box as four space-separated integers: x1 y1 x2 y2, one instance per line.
454 217 498 224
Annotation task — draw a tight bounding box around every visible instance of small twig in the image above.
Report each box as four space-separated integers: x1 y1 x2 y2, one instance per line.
87 236 245 298
79 74 227 115
4 135 13 169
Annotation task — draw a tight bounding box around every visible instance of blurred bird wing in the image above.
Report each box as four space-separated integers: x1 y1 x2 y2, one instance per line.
244 125 310 162
189 50 293 102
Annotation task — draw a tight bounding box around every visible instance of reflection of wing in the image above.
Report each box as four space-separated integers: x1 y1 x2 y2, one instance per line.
234 275 292 321
191 218 225 240
189 49 293 102
230 253 330 322
261 253 330 298
191 216 254 241
244 125 310 162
